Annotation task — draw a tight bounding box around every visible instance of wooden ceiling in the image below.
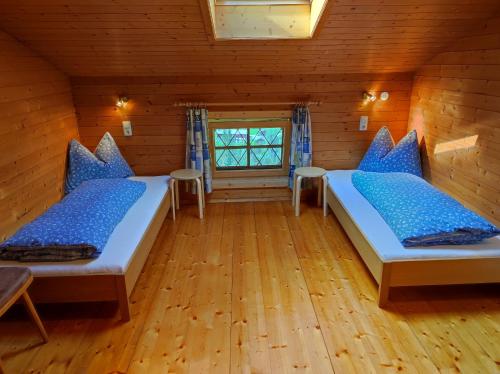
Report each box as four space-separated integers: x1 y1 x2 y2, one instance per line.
0 0 499 77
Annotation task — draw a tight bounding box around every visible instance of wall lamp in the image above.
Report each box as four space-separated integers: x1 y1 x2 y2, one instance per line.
363 92 377 102
116 96 129 108
363 91 390 102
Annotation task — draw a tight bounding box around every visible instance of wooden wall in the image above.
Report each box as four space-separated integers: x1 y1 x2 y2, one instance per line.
408 17 500 225
0 30 79 240
0 1 499 76
72 72 413 177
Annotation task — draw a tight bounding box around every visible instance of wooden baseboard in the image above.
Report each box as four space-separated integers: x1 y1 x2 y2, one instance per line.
208 187 292 203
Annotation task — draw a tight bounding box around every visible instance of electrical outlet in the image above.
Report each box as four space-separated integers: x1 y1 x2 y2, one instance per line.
122 120 133 136
359 116 368 131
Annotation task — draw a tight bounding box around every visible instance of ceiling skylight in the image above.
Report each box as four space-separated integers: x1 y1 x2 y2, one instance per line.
206 0 327 40
216 0 312 4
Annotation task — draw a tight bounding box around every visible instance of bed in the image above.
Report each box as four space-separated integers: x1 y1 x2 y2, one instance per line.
0 176 174 321
323 170 500 306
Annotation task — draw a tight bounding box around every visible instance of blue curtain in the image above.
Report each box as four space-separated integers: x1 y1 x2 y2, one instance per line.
186 108 212 193
288 106 312 188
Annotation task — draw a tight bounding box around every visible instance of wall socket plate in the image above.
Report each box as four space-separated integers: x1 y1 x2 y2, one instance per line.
359 116 368 131
122 120 133 136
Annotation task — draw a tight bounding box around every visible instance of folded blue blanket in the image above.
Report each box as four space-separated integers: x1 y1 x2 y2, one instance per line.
0 178 146 262
351 171 499 247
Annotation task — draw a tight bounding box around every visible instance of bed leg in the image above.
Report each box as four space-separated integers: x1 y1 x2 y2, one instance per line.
378 283 390 307
322 176 328 217
378 263 392 307
115 276 131 322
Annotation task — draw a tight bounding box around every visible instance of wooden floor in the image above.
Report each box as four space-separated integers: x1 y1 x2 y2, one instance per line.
1 202 499 373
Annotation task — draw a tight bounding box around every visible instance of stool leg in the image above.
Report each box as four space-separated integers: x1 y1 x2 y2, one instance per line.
175 179 179 210
323 176 328 217
292 173 297 206
201 175 206 208
22 292 48 343
317 177 322 207
295 176 303 216
170 179 176 221
195 177 203 219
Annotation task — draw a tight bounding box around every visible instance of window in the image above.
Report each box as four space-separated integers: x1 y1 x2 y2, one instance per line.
214 127 284 170
216 1 311 4
208 115 291 179
205 0 328 40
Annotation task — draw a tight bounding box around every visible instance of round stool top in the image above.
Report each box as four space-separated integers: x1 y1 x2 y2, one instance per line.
171 168 203 180
294 166 326 178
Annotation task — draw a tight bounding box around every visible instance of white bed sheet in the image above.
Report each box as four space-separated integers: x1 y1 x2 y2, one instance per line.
326 170 500 262
0 176 170 276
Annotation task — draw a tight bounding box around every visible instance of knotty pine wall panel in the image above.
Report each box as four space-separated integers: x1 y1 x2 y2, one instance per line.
408 17 500 225
72 73 413 176
0 30 79 240
0 1 499 76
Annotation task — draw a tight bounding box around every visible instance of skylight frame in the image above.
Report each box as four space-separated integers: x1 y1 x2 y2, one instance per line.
206 0 328 40
216 0 312 5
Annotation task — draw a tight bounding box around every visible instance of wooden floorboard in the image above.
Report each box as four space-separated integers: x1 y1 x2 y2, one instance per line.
0 202 499 373
285 204 438 373
229 203 273 373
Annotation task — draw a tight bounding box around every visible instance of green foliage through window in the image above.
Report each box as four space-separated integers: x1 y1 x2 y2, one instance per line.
214 127 284 170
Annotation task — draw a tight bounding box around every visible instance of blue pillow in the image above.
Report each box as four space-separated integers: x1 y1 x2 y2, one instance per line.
65 133 134 193
358 127 423 177
378 130 422 177
358 127 394 171
95 132 134 178
65 140 108 194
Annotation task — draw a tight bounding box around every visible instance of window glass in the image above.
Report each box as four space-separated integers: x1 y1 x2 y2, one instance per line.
214 127 284 170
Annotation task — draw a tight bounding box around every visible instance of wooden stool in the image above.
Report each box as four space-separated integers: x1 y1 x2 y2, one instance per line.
170 168 205 219
292 166 326 216
0 268 48 372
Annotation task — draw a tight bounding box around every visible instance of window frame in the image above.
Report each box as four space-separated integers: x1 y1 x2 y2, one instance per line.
209 121 291 179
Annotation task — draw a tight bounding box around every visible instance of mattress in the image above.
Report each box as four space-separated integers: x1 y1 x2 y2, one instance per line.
325 170 500 262
0 176 170 276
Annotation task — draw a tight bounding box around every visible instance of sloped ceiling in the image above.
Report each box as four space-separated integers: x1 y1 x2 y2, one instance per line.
0 0 499 76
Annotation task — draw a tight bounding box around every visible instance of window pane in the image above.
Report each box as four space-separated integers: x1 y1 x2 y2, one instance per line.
250 147 283 167
215 148 248 168
249 127 283 146
214 128 248 147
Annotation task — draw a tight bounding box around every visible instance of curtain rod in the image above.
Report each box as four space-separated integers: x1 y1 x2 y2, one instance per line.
173 101 322 107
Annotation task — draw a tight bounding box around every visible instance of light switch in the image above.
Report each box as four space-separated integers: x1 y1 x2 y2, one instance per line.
122 120 133 136
359 116 368 131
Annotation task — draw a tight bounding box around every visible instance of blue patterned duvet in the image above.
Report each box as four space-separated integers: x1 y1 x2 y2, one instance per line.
0 178 146 262
351 172 499 247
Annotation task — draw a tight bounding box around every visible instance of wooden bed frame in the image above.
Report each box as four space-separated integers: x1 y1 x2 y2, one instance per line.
27 189 173 321
322 176 500 306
